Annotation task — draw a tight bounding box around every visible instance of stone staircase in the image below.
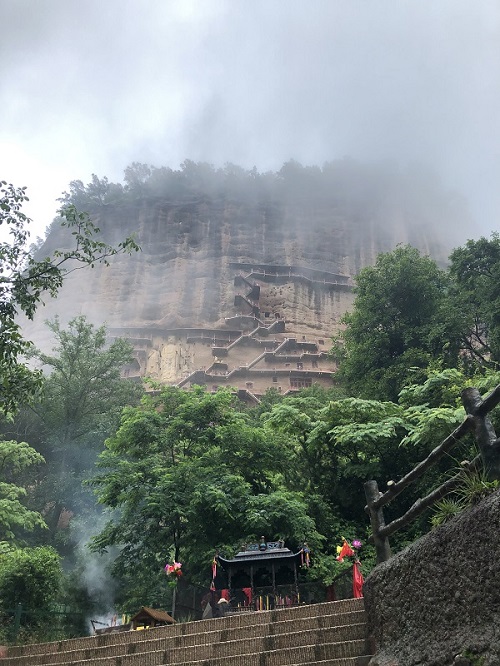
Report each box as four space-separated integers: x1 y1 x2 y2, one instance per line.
3 599 372 666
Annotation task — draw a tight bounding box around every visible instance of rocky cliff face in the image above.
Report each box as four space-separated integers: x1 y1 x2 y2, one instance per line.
25 187 457 395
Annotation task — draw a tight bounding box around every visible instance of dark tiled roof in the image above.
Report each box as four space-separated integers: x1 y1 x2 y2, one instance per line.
218 550 301 565
234 547 291 558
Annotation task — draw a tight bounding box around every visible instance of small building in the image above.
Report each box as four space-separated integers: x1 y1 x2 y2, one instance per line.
129 607 175 630
217 538 307 610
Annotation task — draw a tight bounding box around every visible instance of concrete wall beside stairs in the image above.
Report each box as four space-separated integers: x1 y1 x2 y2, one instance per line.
2 598 372 666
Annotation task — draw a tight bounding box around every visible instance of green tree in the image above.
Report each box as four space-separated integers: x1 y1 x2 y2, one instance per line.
89 372 495 603
0 546 62 637
449 233 500 367
33 316 140 454
23 316 142 540
0 545 62 610
123 162 152 194
0 439 46 544
90 386 323 609
264 394 408 527
58 174 125 210
332 245 463 401
261 368 495 555
0 181 139 416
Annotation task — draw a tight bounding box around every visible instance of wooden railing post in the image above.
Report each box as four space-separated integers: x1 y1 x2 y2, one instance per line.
462 387 500 481
364 480 392 564
362 385 500 559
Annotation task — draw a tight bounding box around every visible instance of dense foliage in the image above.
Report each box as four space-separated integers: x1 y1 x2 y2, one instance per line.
0 545 63 644
449 233 500 366
24 317 142 541
0 316 144 637
0 181 139 417
0 439 46 543
86 366 500 612
0 182 140 640
0 546 62 612
333 240 500 401
90 386 325 609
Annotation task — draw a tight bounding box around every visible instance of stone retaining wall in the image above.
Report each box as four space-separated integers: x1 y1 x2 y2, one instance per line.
364 490 500 666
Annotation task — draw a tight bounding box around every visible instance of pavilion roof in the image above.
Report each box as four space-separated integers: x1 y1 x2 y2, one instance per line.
217 541 302 566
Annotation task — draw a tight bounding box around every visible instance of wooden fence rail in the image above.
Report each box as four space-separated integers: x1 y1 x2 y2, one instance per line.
364 384 500 564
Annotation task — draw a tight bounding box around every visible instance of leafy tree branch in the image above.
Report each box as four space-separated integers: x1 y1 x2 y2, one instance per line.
0 181 139 416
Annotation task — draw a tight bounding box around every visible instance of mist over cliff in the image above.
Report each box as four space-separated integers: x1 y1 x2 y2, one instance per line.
25 160 472 394
4 2 499 240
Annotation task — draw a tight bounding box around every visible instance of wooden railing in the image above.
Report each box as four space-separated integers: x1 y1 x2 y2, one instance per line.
364 385 500 563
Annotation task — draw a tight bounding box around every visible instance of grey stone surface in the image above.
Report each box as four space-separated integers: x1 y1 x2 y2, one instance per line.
364 490 500 666
24 196 447 352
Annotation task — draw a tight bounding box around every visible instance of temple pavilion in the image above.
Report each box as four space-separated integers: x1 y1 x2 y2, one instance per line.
216 538 309 610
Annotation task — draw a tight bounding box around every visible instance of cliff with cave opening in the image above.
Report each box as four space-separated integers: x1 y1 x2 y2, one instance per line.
25 162 467 397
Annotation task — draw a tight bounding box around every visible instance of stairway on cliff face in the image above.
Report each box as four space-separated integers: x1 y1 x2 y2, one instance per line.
3 598 372 666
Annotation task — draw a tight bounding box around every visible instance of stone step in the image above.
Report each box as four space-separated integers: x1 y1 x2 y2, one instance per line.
3 600 369 666
288 660 371 666
164 624 367 663
131 624 365 665
141 611 367 650
5 612 366 666
13 639 367 666
7 600 365 660
0 613 365 666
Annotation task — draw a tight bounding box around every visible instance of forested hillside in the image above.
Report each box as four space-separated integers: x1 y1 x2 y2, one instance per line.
1 164 499 644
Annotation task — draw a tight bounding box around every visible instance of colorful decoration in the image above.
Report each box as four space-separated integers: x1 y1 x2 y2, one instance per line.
335 537 364 598
212 555 217 579
300 542 311 568
165 561 182 590
210 553 217 591
165 561 183 578
336 538 354 562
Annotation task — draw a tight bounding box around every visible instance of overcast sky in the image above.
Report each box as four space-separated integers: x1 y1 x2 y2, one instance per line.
1 0 499 240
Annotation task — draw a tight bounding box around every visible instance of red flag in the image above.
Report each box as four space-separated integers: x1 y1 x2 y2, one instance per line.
242 587 252 606
336 538 354 562
352 561 364 598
